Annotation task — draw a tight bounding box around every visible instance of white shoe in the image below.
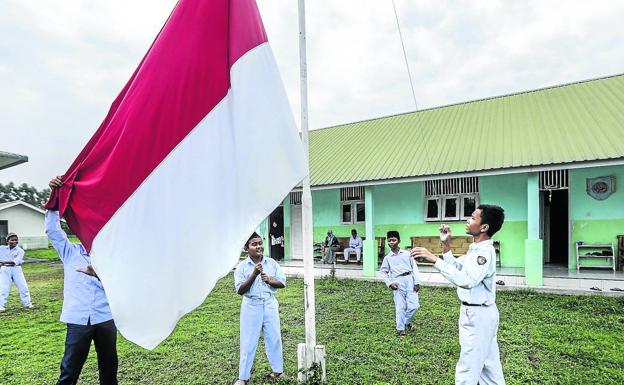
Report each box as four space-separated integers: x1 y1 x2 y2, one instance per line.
25 304 34 309
0 307 5 313
233 380 248 385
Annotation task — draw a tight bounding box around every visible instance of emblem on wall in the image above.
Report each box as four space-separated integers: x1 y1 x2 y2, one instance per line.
586 175 616 200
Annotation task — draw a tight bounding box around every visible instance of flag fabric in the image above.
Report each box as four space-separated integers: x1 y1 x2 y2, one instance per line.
45 0 306 349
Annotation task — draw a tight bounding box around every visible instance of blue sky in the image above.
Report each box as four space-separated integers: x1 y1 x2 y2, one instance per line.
1 0 623 188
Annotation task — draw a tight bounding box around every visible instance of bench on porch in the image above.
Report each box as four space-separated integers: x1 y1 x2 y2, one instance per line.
334 237 386 264
410 236 473 266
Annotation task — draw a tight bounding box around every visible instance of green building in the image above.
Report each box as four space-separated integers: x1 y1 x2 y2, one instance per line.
265 74 624 287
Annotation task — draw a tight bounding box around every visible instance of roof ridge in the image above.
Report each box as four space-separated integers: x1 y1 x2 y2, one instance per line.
311 72 624 133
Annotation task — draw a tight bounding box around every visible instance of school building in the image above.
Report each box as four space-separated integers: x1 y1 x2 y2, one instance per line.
262 74 624 289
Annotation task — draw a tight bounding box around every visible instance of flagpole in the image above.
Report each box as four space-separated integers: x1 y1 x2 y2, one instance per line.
297 0 326 382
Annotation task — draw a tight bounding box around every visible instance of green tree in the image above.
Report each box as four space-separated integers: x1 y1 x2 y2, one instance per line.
0 182 51 208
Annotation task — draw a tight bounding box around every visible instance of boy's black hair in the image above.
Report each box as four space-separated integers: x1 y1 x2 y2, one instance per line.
477 204 505 236
351 229 357 233
244 232 262 249
387 230 400 241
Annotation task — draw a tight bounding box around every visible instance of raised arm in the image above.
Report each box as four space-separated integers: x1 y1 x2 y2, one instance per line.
45 210 73 263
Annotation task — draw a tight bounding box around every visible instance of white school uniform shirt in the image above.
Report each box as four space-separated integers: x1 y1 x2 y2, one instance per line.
234 256 286 300
349 236 362 249
45 210 113 325
0 245 25 265
434 239 497 306
379 249 421 287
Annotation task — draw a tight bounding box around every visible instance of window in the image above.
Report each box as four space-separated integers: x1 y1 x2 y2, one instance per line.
426 197 440 221
424 177 479 222
289 191 302 205
340 187 365 224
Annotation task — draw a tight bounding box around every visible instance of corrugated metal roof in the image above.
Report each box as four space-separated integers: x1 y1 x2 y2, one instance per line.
0 151 28 171
308 74 624 186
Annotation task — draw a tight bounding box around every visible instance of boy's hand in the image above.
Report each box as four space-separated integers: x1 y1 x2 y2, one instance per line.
260 272 271 283
253 263 263 276
49 176 64 189
411 247 437 263
76 264 99 279
389 282 398 290
414 284 420 292
439 225 452 243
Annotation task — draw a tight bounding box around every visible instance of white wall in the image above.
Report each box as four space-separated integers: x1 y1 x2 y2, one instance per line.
0 205 46 249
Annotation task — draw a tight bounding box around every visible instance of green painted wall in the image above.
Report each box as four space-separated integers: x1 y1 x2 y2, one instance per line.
307 177 530 267
480 173 529 268
480 173 528 220
311 188 365 241
569 165 624 269
373 182 424 224
297 165 623 270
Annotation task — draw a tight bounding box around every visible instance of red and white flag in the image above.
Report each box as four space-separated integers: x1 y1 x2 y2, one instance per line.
46 0 306 349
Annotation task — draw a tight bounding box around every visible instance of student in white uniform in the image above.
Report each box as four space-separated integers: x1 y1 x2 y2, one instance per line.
233 232 286 385
412 204 506 385
0 233 33 312
343 229 363 263
380 230 420 337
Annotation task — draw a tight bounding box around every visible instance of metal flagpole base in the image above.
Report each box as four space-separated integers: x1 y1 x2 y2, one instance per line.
297 343 326 383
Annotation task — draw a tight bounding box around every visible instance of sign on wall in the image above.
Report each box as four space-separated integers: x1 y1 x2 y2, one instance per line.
586 175 616 200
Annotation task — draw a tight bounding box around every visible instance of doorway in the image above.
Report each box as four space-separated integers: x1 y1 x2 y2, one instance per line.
268 206 284 261
540 189 569 266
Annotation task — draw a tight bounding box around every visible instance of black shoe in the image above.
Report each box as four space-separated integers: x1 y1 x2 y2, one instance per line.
397 330 406 337
405 323 412 332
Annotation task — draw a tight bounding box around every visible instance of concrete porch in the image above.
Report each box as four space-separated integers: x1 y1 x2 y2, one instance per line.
279 260 624 295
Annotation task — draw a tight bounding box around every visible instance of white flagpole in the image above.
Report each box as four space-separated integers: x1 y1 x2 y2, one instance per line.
297 0 326 382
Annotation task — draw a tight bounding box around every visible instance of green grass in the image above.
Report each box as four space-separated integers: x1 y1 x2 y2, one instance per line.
1 263 623 385
24 236 80 261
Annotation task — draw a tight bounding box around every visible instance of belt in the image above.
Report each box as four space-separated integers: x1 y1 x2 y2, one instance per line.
461 301 489 307
397 271 412 277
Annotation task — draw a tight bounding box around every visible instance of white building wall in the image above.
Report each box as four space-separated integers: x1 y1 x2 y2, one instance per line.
0 205 47 249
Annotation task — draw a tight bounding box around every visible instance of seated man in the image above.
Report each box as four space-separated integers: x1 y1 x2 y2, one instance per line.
322 229 339 264
343 229 363 264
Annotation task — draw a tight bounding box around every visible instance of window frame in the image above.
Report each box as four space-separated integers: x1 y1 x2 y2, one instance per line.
442 195 460 221
460 194 480 220
340 200 365 225
425 196 441 221
425 193 479 222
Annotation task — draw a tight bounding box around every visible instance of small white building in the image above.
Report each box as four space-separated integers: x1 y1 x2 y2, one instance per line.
0 200 48 249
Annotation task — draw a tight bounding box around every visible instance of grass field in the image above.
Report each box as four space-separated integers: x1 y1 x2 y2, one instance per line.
1 263 623 385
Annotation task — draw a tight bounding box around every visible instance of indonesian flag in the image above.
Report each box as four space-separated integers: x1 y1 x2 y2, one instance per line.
45 0 306 349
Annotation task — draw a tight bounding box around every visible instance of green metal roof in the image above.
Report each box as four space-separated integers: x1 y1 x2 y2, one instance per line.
308 74 624 186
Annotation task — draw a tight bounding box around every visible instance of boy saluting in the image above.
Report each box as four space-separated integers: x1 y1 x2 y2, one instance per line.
411 204 506 385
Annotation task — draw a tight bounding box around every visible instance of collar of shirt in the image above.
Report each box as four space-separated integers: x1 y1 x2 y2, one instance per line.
389 249 408 257
469 239 493 251
245 256 268 266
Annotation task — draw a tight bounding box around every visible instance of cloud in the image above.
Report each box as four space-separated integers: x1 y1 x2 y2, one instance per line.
1 0 623 188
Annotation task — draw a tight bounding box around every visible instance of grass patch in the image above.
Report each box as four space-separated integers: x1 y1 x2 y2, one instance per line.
0 264 622 384
24 236 80 261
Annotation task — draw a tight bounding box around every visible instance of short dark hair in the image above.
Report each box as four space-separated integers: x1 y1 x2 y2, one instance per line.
351 229 357 233
387 230 400 241
477 204 505 236
244 232 262 248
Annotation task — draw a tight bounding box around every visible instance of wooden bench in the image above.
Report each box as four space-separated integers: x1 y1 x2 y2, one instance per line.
334 236 386 264
410 236 474 265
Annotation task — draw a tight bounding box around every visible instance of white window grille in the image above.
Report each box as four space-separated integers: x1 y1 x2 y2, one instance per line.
425 177 479 222
290 191 302 205
539 170 568 190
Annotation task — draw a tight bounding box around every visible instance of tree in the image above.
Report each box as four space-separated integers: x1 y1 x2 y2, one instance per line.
0 182 51 208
